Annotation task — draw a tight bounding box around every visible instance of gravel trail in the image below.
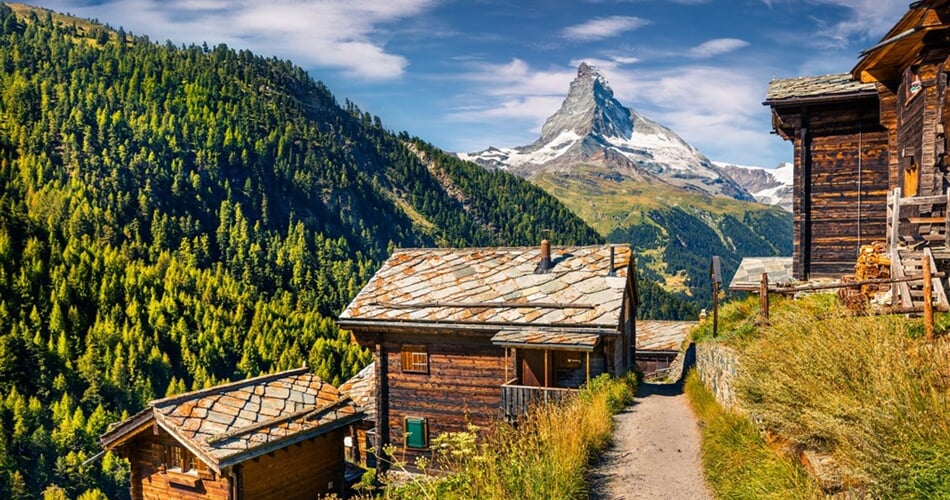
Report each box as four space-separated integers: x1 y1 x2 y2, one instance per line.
588 382 712 499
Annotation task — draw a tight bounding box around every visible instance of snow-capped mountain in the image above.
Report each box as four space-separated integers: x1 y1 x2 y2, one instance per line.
458 62 754 201
716 162 793 212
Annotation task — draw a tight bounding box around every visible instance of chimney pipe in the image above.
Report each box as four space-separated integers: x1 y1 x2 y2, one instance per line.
538 239 552 273
608 246 616 277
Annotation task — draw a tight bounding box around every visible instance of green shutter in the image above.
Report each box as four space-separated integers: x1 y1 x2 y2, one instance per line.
404 417 428 449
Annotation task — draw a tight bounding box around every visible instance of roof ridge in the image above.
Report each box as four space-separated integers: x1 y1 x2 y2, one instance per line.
390 244 628 253
149 367 311 407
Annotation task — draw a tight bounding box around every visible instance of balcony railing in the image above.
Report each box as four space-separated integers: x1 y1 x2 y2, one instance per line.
501 380 579 422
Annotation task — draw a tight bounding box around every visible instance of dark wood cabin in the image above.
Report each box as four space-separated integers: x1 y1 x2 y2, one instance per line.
99 368 363 500
337 242 638 468
765 74 890 279
762 1 950 307
848 0 950 308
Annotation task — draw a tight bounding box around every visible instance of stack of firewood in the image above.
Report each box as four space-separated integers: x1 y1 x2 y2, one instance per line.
838 242 890 310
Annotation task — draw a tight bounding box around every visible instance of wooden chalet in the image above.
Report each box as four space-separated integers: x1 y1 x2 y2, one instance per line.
337 241 637 467
765 73 889 279
764 0 950 310
99 368 363 500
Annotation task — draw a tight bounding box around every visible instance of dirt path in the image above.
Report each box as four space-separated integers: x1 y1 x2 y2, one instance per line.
588 382 712 499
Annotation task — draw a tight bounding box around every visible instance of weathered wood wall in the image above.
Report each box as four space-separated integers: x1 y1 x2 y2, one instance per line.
379 332 512 466
123 428 230 500
240 430 345 500
775 98 889 278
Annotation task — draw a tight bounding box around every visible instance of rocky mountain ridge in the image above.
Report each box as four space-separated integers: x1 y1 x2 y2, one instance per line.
717 162 793 212
458 63 754 201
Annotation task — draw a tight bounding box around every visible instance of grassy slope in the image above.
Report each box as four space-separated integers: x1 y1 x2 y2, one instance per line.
692 295 950 498
531 165 764 235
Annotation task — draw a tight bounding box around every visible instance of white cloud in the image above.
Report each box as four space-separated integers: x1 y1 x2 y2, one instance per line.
688 38 749 58
42 0 437 80
765 0 907 47
562 16 651 41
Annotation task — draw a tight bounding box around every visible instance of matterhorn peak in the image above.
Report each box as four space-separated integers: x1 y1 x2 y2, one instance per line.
457 63 754 201
537 62 633 144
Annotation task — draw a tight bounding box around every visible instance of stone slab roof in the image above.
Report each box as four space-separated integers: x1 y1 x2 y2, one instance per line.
729 257 795 291
100 368 361 472
339 362 376 424
636 320 696 351
338 245 633 331
490 330 602 351
765 73 876 103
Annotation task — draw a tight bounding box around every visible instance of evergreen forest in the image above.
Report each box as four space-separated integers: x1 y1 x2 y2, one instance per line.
0 4 660 497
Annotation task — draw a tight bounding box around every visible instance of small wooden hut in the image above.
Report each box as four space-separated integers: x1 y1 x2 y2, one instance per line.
99 368 362 500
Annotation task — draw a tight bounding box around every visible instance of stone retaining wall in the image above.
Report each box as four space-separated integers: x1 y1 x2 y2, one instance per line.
694 342 741 411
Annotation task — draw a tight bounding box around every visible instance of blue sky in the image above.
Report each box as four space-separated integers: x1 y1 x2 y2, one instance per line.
40 0 908 168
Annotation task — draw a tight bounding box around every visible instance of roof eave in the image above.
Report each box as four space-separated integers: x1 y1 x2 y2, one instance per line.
215 411 366 470
337 318 622 335
99 408 155 450
763 89 879 107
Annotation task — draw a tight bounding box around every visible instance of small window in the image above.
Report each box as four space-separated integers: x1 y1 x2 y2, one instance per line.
404 417 428 449
401 345 428 373
163 445 197 473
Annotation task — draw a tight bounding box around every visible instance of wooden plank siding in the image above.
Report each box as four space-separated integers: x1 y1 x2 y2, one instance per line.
378 332 514 467
239 431 345 500
124 428 231 500
775 98 890 278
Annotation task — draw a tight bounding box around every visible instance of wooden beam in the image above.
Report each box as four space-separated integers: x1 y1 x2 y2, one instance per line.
759 273 770 328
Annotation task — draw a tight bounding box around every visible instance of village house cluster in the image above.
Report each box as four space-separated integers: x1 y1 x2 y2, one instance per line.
95 1 950 498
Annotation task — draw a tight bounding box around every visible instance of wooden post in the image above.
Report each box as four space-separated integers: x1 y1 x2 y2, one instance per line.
504 347 509 383
711 256 722 338
713 281 719 338
924 254 934 341
586 351 590 384
759 272 770 327
544 351 550 388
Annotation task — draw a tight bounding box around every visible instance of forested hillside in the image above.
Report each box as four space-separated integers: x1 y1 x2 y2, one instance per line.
607 206 792 304
0 4 609 497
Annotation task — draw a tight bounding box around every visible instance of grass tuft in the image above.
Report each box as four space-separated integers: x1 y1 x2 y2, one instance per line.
684 371 822 499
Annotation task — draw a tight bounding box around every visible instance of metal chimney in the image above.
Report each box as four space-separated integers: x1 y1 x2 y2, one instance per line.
607 246 617 277
537 239 552 273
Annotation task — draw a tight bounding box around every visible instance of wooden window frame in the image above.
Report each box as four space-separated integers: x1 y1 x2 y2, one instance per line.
400 345 428 374
162 444 198 475
404 416 429 449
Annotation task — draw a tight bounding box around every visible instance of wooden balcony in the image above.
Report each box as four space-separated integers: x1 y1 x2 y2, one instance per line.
501 380 578 422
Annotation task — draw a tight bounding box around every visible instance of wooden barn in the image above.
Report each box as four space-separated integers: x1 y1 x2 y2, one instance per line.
764 73 889 279
337 241 637 468
98 368 363 500
764 0 950 309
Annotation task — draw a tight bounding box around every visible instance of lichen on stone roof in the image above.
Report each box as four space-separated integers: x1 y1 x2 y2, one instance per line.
765 73 876 103
338 245 632 330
